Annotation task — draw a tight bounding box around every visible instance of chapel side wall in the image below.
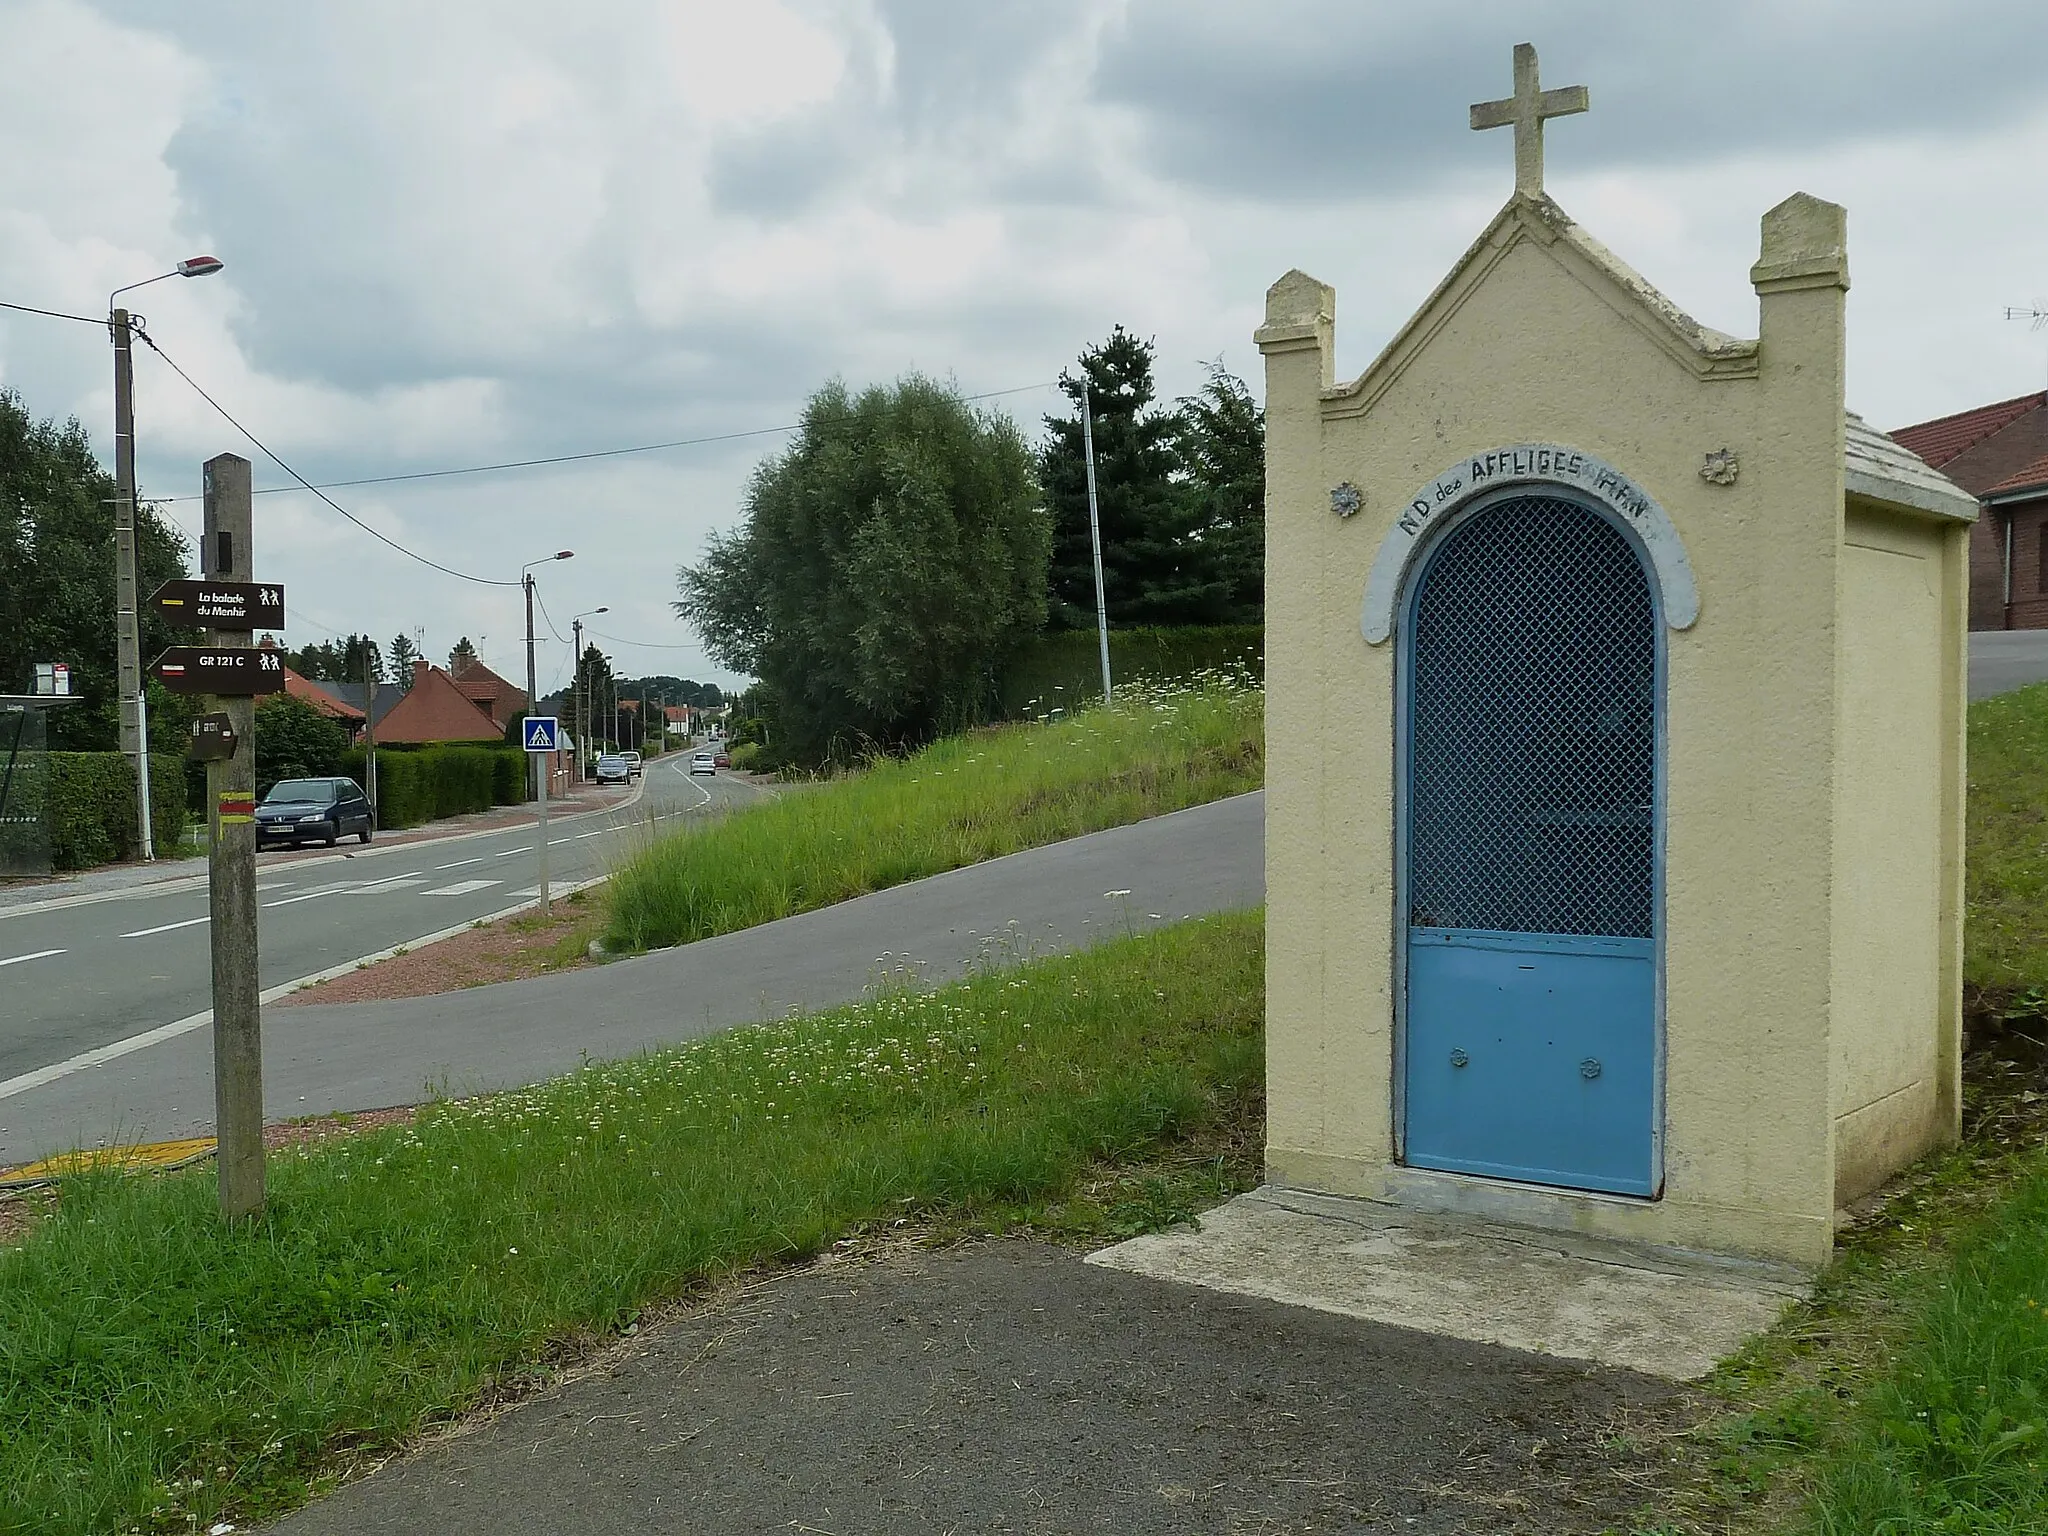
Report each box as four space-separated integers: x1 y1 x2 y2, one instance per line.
1829 505 1949 1203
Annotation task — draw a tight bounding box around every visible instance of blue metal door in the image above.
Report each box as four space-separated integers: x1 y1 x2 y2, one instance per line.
1402 493 1658 1196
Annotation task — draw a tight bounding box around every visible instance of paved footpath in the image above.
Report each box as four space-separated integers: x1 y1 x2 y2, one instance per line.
269 1240 1691 1536
1 793 1264 1163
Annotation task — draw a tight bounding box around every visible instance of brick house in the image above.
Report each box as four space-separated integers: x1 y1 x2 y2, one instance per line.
1892 391 2048 628
281 663 366 744
376 660 506 744
447 655 529 731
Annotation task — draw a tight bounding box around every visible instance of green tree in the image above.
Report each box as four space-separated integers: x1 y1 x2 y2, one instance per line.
254 693 346 793
573 643 617 758
677 374 1048 764
1039 327 1224 630
388 632 419 690
0 390 194 751
1172 361 1265 623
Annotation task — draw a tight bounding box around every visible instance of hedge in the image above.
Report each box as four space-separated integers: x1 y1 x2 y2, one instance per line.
998 625 1264 718
47 752 187 871
339 744 526 830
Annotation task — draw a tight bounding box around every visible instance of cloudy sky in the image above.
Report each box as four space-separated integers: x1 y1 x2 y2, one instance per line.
4 1 2046 693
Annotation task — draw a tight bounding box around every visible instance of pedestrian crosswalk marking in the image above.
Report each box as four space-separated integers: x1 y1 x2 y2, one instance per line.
421 879 501 897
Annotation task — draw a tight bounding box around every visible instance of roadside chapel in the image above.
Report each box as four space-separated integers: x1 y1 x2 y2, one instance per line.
1258 44 1977 1269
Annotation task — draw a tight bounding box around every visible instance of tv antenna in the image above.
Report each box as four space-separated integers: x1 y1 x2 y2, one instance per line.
2008 304 2048 390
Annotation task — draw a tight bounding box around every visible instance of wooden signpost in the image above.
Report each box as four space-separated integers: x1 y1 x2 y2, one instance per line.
199 454 267 1222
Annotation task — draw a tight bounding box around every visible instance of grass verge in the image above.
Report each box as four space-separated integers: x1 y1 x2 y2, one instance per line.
603 674 1262 952
1961 679 2048 1000
0 911 1263 1536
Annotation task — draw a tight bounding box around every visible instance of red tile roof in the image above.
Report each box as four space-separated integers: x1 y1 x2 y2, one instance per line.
448 657 528 727
376 661 506 744
282 666 365 722
1891 391 2045 469
1983 452 2048 500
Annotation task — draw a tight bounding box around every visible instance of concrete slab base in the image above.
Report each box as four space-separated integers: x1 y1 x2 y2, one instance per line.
1086 1186 1807 1381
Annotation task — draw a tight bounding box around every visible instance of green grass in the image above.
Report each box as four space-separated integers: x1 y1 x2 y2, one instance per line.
1800 1166 2048 1532
1962 680 2048 997
0 911 1263 1536
603 674 1262 952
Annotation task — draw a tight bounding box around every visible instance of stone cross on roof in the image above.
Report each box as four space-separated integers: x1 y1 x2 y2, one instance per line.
1469 42 1588 197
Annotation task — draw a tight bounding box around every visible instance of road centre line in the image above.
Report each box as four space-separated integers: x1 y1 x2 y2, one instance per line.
0 876 612 1107
435 857 484 870
0 949 66 969
120 916 210 939
493 846 531 857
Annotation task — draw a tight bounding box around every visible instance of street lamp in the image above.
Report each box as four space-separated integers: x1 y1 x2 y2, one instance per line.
521 551 573 911
112 255 225 860
569 606 608 777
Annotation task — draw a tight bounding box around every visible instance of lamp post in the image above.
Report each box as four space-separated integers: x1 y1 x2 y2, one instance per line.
570 606 607 782
112 254 225 859
522 550 573 910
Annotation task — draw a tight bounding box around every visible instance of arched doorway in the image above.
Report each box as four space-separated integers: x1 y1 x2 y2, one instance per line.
1399 489 1661 1196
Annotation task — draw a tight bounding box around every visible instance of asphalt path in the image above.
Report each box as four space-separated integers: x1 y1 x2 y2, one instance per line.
0 791 1265 1163
1969 629 2048 700
0 756 755 1100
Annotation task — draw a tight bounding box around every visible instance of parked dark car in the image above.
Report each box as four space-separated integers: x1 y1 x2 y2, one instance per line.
255 777 373 848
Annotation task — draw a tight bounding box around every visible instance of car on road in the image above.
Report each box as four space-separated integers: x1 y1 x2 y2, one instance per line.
594 754 631 785
621 750 643 780
713 750 731 769
689 750 717 775
256 777 373 848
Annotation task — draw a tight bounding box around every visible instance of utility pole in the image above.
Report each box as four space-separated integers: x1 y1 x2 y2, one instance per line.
362 646 378 820
203 453 263 1221
111 307 154 859
1080 377 1113 702
523 574 550 912
572 618 583 782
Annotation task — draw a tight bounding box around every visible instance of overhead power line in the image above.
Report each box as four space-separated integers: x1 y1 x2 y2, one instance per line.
133 324 519 588
586 629 704 653
152 380 1061 502
0 297 107 326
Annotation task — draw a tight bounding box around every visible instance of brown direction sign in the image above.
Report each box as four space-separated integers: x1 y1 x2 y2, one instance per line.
149 646 286 696
147 579 285 631
188 712 240 762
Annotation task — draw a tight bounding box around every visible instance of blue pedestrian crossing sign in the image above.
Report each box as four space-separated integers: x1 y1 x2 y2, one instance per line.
523 716 560 752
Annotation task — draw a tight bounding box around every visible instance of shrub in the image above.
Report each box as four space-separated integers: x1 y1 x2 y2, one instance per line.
339 744 525 830
254 694 347 794
998 624 1262 718
47 751 185 870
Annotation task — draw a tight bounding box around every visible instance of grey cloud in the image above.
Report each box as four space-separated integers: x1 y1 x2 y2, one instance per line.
1096 0 2048 199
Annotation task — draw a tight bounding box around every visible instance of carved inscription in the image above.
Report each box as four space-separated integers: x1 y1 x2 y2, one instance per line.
1397 445 1655 538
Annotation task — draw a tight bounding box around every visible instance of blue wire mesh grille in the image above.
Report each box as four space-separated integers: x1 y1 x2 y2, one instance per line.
1407 495 1655 938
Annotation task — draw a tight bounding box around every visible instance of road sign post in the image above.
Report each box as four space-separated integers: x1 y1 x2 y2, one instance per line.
524 715 559 913
203 453 264 1222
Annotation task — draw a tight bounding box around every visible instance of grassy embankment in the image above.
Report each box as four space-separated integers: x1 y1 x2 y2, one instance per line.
603 673 1262 952
1674 682 2048 1534
0 913 1264 1536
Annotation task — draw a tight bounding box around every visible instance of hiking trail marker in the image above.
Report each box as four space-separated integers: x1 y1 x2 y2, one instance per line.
148 579 284 631
149 646 285 696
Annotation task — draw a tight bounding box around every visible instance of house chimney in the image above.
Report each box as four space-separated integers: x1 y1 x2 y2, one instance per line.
413 658 430 689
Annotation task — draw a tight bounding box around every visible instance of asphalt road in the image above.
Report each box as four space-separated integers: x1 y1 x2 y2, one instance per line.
0 791 1265 1163
0 756 755 1100
1969 629 2048 700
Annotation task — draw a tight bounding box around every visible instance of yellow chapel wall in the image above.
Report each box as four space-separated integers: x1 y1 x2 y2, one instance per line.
1829 502 1968 1204
1260 195 1860 1268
